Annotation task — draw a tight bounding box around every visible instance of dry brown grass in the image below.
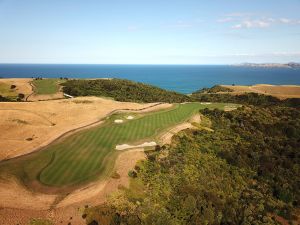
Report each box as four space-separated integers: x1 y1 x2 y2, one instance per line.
0 96 169 160
222 84 300 99
0 78 33 99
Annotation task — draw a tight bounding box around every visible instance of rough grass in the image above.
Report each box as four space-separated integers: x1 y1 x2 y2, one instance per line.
0 82 18 99
32 79 62 95
0 103 237 188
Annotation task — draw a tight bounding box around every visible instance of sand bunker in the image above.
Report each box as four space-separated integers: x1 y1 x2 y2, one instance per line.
200 102 212 105
114 119 124 123
126 115 134 120
116 141 157 150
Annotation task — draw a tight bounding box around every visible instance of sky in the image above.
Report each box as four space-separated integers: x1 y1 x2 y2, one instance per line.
0 0 300 64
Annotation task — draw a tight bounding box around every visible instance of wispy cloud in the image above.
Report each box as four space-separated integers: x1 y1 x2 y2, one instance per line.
218 13 300 29
232 20 271 29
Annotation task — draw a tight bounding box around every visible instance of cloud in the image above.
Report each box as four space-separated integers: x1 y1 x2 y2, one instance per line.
232 20 270 29
218 13 300 29
279 18 292 24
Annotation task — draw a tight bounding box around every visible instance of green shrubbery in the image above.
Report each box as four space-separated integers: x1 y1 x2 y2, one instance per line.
191 87 300 108
62 79 190 103
196 85 233 94
86 104 299 225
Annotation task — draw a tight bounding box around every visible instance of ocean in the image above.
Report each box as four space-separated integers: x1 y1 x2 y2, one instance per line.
0 64 300 94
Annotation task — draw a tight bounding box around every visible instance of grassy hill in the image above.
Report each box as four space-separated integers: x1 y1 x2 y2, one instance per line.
62 79 191 103
0 103 233 188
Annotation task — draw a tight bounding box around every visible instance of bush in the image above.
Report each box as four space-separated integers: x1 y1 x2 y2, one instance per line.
128 170 137 178
62 79 191 103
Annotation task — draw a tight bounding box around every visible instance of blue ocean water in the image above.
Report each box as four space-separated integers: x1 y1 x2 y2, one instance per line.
0 64 300 94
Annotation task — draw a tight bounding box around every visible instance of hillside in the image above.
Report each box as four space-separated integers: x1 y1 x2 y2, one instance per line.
191 86 300 108
62 79 191 103
84 103 300 225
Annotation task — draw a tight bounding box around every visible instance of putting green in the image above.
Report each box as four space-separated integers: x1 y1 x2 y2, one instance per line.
0 102 237 188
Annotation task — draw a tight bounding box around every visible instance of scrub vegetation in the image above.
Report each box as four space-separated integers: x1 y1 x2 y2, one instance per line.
192 86 300 108
84 103 300 225
62 79 190 103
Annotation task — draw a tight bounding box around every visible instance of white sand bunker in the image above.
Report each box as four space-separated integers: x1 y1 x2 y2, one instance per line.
114 119 124 123
116 141 157 150
200 102 212 105
126 116 134 120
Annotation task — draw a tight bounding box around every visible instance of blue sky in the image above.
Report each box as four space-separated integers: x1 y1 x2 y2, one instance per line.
0 0 300 64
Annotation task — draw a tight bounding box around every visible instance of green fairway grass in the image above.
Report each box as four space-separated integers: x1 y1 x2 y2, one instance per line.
32 79 62 95
0 102 238 188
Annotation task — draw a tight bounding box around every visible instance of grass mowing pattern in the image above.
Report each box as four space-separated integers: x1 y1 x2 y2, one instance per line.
0 103 236 188
32 79 61 95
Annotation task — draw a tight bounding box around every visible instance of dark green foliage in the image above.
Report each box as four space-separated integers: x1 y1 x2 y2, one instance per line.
62 79 190 103
92 105 299 225
0 94 13 102
201 106 300 207
128 170 137 178
196 85 233 94
192 88 300 108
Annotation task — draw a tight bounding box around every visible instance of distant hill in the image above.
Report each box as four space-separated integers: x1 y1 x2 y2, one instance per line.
234 62 300 68
62 78 191 103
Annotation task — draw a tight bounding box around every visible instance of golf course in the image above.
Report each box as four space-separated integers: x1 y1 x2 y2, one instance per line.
0 102 235 190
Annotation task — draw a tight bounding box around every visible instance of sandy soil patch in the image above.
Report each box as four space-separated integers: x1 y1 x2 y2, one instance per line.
116 142 157 150
222 84 300 99
159 122 194 145
189 113 201 124
0 97 169 160
0 78 33 99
